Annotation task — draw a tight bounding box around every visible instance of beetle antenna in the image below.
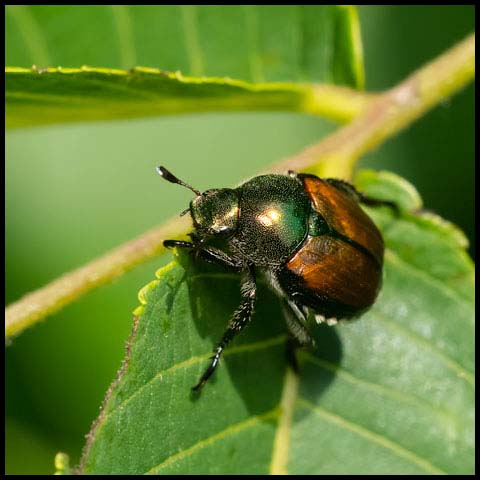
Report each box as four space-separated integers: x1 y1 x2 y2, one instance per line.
156 166 201 196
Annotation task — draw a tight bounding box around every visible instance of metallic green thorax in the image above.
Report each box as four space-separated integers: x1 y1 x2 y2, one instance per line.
230 174 311 266
189 175 312 266
190 188 239 236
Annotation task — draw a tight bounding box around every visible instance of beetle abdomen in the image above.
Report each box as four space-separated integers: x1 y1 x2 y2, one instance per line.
278 235 382 319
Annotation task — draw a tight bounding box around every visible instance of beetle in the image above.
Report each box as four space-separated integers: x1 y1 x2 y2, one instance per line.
158 166 396 391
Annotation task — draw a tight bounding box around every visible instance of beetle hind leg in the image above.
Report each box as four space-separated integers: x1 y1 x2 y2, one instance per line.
325 178 399 214
282 299 315 348
281 298 315 373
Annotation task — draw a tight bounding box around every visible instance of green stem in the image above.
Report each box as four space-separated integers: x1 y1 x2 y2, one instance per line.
5 33 475 340
269 33 475 178
5 216 190 339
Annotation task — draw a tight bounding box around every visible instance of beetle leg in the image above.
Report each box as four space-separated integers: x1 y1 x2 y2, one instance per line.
357 194 400 215
324 178 360 200
282 299 315 348
192 265 256 391
164 239 243 271
163 239 194 249
282 299 315 373
285 336 300 373
325 178 399 214
195 247 244 271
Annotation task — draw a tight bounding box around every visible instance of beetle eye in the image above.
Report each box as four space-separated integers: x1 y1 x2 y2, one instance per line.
217 226 230 233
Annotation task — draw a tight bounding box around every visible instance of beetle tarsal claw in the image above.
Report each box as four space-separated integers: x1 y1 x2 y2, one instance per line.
314 314 326 324
326 317 338 326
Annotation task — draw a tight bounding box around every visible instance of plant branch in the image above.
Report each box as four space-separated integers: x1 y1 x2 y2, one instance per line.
5 33 475 340
269 33 475 178
5 216 190 339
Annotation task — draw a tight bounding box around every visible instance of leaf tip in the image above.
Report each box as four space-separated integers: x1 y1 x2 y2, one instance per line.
354 169 423 211
155 260 177 280
132 261 177 316
137 279 160 306
54 452 71 475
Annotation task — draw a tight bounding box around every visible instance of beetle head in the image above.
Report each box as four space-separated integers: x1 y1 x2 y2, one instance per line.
157 166 239 237
189 188 239 236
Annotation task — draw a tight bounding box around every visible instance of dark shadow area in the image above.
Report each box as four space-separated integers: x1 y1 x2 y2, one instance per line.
294 323 344 423
180 252 343 416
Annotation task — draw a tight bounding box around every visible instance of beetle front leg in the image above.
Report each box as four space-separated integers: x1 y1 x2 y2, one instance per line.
164 239 243 271
163 239 195 249
192 265 256 391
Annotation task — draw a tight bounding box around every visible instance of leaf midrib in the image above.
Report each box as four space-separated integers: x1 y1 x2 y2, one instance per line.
270 368 299 474
111 5 136 69
180 5 204 77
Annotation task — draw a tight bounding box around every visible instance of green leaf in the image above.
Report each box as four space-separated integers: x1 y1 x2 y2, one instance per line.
5 5 365 128
5 67 365 129
78 170 474 474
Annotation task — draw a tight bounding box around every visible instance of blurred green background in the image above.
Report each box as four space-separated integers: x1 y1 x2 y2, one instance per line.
5 6 474 474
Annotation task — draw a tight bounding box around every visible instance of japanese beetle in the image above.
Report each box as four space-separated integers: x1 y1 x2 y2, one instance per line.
158 166 396 391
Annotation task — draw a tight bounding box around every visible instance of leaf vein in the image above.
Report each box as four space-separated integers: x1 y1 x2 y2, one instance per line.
244 6 264 82
111 5 136 69
100 334 286 426
181 5 204 76
384 248 473 314
7 5 51 66
297 398 447 475
373 310 474 387
145 408 279 474
303 353 460 425
297 5 307 82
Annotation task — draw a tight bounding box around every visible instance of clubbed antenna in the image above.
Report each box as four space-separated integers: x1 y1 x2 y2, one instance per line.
156 166 201 196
